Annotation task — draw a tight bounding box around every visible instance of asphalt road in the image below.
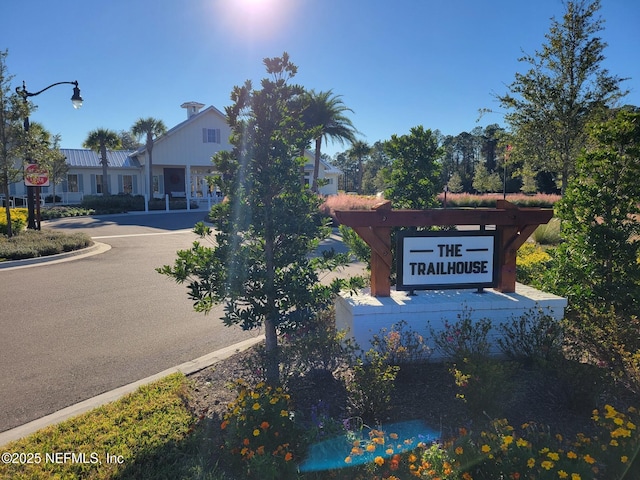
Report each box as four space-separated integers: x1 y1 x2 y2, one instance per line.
0 211 262 433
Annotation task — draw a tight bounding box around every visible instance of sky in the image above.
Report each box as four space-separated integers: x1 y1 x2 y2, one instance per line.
2 0 639 158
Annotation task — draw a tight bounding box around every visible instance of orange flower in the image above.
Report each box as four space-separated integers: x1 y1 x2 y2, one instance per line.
260 421 270 430
284 452 293 462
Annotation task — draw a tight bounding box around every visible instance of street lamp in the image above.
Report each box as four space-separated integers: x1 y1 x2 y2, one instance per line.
16 80 83 230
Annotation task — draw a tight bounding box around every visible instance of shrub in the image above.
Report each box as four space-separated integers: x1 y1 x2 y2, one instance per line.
497 308 564 366
81 194 145 213
220 380 299 480
0 208 28 235
370 320 432 365
347 348 399 423
430 311 492 362
516 242 553 287
40 206 95 219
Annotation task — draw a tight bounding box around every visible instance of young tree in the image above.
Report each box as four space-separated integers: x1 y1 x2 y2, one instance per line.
132 117 167 205
383 125 443 209
497 0 627 194
553 109 640 315
158 54 347 384
83 128 121 195
0 50 28 237
46 135 68 205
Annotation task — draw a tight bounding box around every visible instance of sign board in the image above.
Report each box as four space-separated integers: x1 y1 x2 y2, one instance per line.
397 230 498 291
24 164 50 187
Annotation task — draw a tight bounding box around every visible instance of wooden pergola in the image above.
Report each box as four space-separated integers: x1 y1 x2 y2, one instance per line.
335 199 554 297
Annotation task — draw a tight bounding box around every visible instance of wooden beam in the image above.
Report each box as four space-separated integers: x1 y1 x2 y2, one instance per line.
336 200 554 297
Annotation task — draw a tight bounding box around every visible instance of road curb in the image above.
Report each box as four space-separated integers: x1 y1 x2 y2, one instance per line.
0 335 264 447
0 242 111 271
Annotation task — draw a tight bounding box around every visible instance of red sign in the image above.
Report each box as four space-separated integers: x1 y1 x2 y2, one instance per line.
24 164 50 187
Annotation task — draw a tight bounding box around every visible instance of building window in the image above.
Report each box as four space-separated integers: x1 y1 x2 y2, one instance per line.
122 175 133 194
202 128 220 143
153 175 160 194
96 175 104 194
67 174 79 192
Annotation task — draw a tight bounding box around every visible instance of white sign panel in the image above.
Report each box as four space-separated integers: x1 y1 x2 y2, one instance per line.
397 231 498 290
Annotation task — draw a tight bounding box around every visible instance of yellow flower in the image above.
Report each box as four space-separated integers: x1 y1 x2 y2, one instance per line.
567 451 577 459
344 456 352 464
610 439 619 446
408 453 418 463
481 444 491 453
455 446 464 455
611 427 631 438
374 456 384 466
621 455 629 463
541 460 554 470
583 454 596 464
558 471 568 478
252 402 260 410
614 417 624 426
571 474 581 480
547 452 560 461
516 438 529 448
366 443 376 452
503 435 514 446
253 429 260 436
385 448 395 455
280 409 288 417
527 458 536 468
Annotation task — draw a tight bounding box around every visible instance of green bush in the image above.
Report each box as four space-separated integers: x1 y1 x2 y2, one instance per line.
81 194 145 213
40 206 95 219
370 320 432 365
347 348 399 424
497 308 564 366
430 312 492 362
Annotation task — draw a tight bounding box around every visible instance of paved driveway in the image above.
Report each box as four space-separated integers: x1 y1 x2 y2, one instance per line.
0 211 260 433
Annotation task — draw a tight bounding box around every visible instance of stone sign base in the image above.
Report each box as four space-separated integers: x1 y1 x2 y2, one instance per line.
335 283 567 358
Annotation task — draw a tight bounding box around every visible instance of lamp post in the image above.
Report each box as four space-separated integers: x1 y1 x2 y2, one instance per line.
16 80 83 230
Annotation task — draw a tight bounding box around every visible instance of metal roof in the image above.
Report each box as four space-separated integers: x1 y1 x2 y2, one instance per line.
60 149 140 169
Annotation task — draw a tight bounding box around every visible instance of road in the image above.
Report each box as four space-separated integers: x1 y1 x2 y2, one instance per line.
0 211 261 433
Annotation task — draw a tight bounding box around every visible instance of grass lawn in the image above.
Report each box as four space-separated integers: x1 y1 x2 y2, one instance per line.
0 374 225 480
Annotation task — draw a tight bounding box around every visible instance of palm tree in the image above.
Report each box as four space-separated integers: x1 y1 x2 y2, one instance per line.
131 117 167 205
347 140 371 193
303 90 357 193
83 128 121 195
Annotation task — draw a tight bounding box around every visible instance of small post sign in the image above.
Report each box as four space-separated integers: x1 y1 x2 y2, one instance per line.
397 231 498 291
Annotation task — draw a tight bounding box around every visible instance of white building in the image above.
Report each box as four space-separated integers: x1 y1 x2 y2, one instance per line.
5 102 341 205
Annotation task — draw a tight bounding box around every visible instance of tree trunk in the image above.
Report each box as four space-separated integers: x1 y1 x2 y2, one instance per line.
2 177 12 237
311 137 321 193
100 145 109 195
263 197 280 385
147 135 154 207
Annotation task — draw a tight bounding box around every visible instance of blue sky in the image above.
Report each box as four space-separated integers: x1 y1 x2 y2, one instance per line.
3 0 639 158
